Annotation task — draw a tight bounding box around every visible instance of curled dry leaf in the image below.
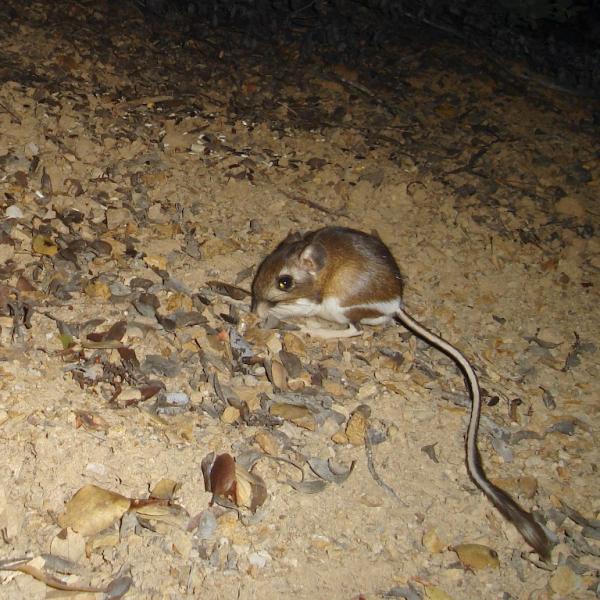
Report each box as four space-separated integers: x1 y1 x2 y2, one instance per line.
452 543 500 570
133 502 189 530
74 411 109 432
150 478 180 500
85 529 120 555
58 485 131 536
308 457 355 485
202 452 267 513
234 463 268 512
203 452 235 498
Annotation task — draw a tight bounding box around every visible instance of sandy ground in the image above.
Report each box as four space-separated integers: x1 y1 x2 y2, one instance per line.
0 1 599 599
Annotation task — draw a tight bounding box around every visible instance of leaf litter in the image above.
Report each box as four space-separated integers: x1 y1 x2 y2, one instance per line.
0 0 599 598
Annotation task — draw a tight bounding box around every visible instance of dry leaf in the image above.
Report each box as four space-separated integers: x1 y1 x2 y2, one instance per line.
207 280 249 300
58 485 131 536
133 502 189 529
207 453 236 500
32 234 59 256
165 292 194 312
202 452 267 512
345 405 370 445
150 479 180 500
424 585 455 600
234 463 267 512
452 543 500 570
144 254 167 270
308 458 355 484
267 358 288 390
422 528 446 553
0 556 104 593
50 527 85 562
74 411 109 433
254 431 280 455
84 281 111 301
282 332 307 357
221 405 241 424
270 402 316 430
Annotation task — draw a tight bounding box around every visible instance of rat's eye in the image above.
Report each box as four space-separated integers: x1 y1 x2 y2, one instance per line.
277 275 294 291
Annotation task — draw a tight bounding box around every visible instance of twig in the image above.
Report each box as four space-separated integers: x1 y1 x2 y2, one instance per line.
365 429 406 505
280 190 345 217
0 101 22 124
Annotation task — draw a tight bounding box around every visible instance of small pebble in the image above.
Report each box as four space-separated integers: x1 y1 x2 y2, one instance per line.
5 205 24 219
165 391 190 407
549 564 581 596
84 463 107 477
221 406 241 424
248 550 271 568
195 510 218 540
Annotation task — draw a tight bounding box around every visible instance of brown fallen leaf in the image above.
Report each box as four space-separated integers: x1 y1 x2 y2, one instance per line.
74 411 109 432
206 453 236 500
87 320 127 343
202 452 267 512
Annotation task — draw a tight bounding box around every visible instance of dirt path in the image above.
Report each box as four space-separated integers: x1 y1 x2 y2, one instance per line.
0 2 599 598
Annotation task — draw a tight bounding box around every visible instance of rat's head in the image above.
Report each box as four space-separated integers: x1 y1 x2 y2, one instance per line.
251 231 326 320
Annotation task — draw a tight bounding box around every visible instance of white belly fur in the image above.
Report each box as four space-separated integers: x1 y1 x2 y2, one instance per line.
273 297 401 325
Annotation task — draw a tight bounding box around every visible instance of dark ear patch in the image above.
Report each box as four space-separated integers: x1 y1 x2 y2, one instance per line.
282 230 303 244
298 243 326 274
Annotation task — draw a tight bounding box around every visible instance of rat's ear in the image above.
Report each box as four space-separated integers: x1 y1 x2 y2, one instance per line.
282 230 303 244
298 243 326 275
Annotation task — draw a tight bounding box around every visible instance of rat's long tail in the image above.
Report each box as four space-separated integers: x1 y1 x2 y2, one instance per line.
395 307 552 560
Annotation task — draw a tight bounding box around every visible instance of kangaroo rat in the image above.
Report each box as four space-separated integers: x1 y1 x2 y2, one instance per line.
251 226 551 560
